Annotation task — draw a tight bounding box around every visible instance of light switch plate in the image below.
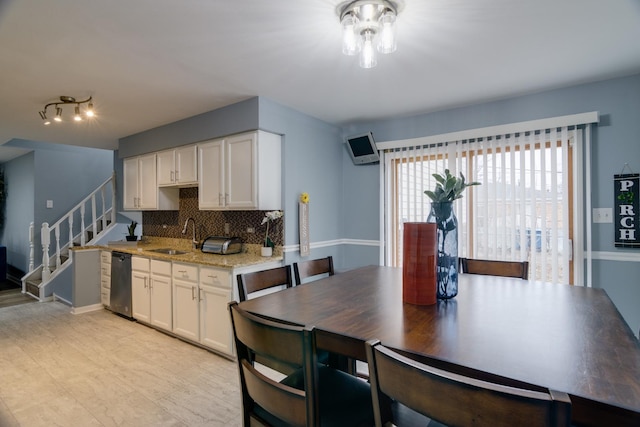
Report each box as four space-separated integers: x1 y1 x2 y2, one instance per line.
593 208 613 223
46 200 53 209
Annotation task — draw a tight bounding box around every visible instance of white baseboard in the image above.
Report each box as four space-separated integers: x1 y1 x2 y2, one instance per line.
71 303 104 315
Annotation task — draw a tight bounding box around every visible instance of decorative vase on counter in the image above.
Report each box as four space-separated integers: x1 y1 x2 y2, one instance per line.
261 246 273 257
427 202 458 299
125 235 138 242
402 222 437 305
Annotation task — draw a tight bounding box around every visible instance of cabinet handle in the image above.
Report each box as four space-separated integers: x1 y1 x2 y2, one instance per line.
199 288 203 301
225 193 229 205
175 170 179 181
218 193 223 206
208 274 217 279
170 171 175 182
149 278 153 290
191 286 196 300
143 277 148 288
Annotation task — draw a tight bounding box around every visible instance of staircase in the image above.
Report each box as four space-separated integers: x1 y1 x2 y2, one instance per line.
22 173 116 302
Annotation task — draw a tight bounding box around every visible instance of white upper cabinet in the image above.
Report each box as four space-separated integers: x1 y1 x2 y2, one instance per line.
157 145 198 187
198 130 281 210
123 153 179 210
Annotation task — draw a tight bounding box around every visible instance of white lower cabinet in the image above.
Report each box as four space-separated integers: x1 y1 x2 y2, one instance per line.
172 262 200 341
199 267 232 355
173 263 233 355
131 256 151 323
132 257 172 332
126 257 281 358
150 260 172 331
100 251 111 307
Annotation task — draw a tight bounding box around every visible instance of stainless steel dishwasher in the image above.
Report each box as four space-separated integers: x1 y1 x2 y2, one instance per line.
110 251 133 319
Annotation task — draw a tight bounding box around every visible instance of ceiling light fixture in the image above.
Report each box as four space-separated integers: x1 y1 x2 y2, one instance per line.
339 0 398 68
38 96 96 125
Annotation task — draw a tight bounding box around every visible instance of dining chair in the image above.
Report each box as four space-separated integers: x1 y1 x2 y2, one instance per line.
293 256 334 286
236 265 293 302
460 258 529 280
229 301 375 427
365 339 571 427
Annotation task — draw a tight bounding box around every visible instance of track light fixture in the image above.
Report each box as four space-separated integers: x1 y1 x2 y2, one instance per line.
38 96 95 125
339 0 399 68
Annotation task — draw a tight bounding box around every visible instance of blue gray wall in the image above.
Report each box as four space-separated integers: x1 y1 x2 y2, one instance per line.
341 73 640 334
1 140 114 272
116 74 640 333
1 152 35 272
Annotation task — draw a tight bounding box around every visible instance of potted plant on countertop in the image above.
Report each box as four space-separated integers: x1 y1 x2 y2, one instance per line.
261 210 283 256
126 221 138 241
424 169 480 299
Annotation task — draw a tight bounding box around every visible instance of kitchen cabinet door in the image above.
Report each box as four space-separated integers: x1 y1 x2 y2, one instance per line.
137 153 158 209
156 150 175 186
226 132 256 209
158 145 198 186
123 157 139 210
176 145 198 184
172 279 199 341
198 139 225 209
199 266 233 355
131 271 150 323
199 284 233 355
150 273 172 331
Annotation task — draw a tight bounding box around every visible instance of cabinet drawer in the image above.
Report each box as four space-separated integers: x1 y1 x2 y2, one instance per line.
100 251 112 264
173 262 198 282
199 267 231 289
151 259 171 276
132 256 150 272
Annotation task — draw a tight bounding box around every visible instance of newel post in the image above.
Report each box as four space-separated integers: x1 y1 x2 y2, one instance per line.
41 222 51 282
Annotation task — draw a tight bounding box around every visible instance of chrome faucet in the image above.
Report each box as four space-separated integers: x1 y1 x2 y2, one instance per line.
182 217 198 250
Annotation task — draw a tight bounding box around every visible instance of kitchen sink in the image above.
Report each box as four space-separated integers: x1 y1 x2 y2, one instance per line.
148 248 189 255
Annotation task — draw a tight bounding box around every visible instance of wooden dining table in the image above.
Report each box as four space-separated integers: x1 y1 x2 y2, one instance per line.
237 265 640 426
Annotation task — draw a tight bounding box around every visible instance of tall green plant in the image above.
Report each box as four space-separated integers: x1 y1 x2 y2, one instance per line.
424 169 480 202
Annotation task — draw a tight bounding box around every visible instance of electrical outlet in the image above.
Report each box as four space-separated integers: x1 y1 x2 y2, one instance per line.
247 227 255 233
224 223 230 234
593 208 613 223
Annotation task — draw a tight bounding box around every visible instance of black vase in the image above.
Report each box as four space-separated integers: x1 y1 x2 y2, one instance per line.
125 235 138 241
427 202 458 299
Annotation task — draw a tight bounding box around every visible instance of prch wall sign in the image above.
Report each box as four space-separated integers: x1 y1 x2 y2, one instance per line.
614 173 640 248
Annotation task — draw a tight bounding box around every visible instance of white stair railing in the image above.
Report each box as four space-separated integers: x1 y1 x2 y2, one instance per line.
27 172 116 277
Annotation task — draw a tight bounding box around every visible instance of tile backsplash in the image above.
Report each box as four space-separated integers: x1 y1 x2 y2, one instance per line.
142 187 283 246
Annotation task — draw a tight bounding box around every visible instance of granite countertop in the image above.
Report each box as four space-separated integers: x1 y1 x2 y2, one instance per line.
74 237 283 269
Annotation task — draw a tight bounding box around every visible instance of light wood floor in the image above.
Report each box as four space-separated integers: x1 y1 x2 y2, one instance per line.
0 301 242 426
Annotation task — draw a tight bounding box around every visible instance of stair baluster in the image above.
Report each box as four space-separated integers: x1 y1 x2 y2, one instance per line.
80 204 86 247
41 222 50 283
54 225 61 270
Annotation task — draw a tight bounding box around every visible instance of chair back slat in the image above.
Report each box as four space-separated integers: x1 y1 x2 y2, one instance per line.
237 265 293 301
461 258 529 280
366 340 571 427
293 256 334 285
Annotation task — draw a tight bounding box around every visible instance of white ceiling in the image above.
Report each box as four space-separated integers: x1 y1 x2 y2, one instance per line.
1 0 639 162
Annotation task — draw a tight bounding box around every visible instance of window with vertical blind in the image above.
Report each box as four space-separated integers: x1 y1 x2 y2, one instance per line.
380 115 598 286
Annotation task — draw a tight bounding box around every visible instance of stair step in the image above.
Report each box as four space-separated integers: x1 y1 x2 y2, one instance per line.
25 280 41 296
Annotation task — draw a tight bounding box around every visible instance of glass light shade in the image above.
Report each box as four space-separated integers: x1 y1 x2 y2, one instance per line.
359 30 377 68
74 105 82 121
341 13 360 55
85 101 95 117
377 10 397 54
54 107 63 122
